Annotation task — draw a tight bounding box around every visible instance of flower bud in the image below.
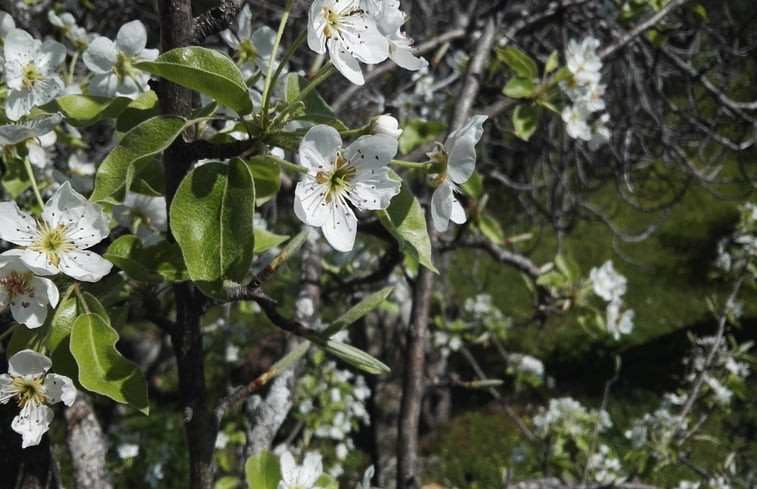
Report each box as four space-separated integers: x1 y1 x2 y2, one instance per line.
370 114 402 139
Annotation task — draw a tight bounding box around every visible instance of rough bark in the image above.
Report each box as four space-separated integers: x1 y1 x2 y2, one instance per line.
245 229 322 456
64 393 113 489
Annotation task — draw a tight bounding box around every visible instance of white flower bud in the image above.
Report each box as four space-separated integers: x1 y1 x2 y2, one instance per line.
371 114 403 139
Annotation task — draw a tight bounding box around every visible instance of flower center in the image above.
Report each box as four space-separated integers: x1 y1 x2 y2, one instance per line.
316 153 357 203
11 376 46 408
29 222 75 268
321 4 363 38
21 62 43 89
0 271 34 307
238 39 258 64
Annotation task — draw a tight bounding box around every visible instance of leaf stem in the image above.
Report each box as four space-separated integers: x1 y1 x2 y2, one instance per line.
23 158 45 210
261 0 298 129
390 159 433 171
276 62 336 123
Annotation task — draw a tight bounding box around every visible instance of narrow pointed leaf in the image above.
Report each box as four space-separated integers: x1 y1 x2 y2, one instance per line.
91 115 187 203
170 158 255 299
137 47 252 114
70 313 149 414
323 286 394 337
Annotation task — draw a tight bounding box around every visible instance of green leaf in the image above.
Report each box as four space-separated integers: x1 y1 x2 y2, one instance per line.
91 115 187 203
170 158 255 299
314 474 339 489
115 90 161 133
323 286 394 337
477 214 506 245
245 451 280 489
105 235 189 282
377 177 438 273
544 50 559 74
502 78 538 99
253 228 289 254
512 103 541 141
460 171 483 199
48 295 81 380
246 156 281 205
213 477 241 489
137 47 252 115
70 313 149 414
284 73 336 119
320 339 390 374
496 46 538 79
555 253 580 283
398 119 445 155
47 95 133 126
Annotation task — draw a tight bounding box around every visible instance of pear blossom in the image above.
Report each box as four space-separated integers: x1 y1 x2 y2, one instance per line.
430 115 487 232
0 113 62 168
365 0 427 71
4 29 66 121
278 450 325 489
220 4 278 76
370 114 402 138
47 11 91 49
0 255 59 329
561 103 591 141
0 181 112 282
0 349 76 448
113 192 168 245
565 36 602 86
294 124 400 252
307 0 389 85
605 299 634 340
589 260 626 302
0 11 15 69
588 113 611 151
356 465 379 489
83 20 158 98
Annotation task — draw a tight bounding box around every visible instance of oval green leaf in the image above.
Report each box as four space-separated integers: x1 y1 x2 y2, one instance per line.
170 158 255 299
70 313 149 414
91 115 187 203
377 175 438 273
245 451 280 489
137 47 252 115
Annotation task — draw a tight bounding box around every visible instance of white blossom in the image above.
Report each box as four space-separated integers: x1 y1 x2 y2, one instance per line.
0 255 59 328
365 0 427 71
565 36 602 86
117 442 140 459
561 103 591 141
0 181 113 282
220 4 278 76
4 29 66 121
371 114 402 139
83 20 158 98
606 300 634 340
278 450 325 489
0 349 75 448
430 115 487 232
590 260 627 302
294 124 400 252
307 0 389 85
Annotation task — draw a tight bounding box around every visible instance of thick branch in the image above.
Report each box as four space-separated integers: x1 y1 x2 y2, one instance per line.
64 393 113 489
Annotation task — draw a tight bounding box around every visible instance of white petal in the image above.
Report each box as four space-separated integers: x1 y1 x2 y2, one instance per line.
345 134 397 169
450 197 466 225
299 452 323 486
389 43 428 71
33 275 59 308
4 29 37 66
116 20 148 57
30 76 63 107
0 201 37 246
328 38 364 85
7 349 51 377
44 182 110 248
252 26 276 59
446 115 487 183
219 30 239 49
339 14 388 64
294 178 330 227
12 402 53 448
352 168 400 210
57 250 112 282
38 40 66 73
0 374 14 404
6 88 35 121
430 182 453 232
322 197 358 252
88 73 119 97
83 36 117 73
299 125 341 172
14 248 59 276
307 0 328 54
44 373 76 406
279 450 297 485
10 294 48 329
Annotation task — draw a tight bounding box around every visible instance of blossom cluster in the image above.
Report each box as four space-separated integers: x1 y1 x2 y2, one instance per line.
589 260 635 340
532 396 612 438
561 36 611 150
307 0 427 85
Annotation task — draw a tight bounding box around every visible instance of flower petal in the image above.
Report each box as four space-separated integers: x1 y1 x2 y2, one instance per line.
279 450 297 485
446 115 486 184
88 73 119 97
327 38 365 85
299 125 341 172
44 373 76 406
345 134 397 169
12 402 54 448
116 20 148 58
10 294 48 329
300 452 324 486
430 181 453 232
352 168 400 210
294 178 330 227
57 250 113 282
7 349 51 377
0 201 37 246
322 197 358 252
307 0 328 54
83 36 117 73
